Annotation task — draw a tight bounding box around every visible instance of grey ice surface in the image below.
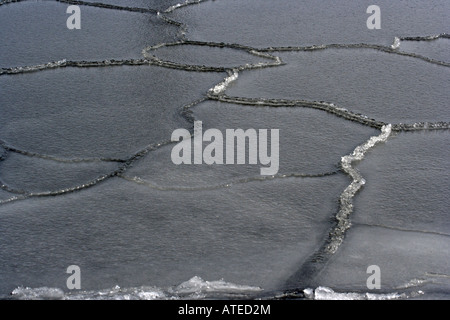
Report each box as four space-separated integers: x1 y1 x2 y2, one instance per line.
0 1 179 68
0 66 224 158
170 0 450 47
399 38 450 63
0 174 348 293
309 132 450 298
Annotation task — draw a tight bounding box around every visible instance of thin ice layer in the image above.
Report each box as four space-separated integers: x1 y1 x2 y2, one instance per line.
399 38 450 64
310 225 450 297
304 286 408 300
0 152 120 194
308 131 450 296
0 174 347 294
353 131 450 235
0 66 224 159
125 100 379 188
170 0 450 47
0 1 178 68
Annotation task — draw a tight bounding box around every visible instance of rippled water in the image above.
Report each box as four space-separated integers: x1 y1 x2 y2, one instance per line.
0 0 449 300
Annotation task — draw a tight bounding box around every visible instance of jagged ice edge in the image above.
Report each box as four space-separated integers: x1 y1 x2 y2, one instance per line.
326 124 392 254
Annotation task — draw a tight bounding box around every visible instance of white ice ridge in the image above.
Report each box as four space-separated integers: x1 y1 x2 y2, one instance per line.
0 59 160 76
303 286 423 300
171 276 262 295
0 59 67 75
164 0 206 13
10 285 166 300
395 278 430 290
209 69 239 95
326 124 392 254
9 276 262 300
391 37 401 50
400 33 449 41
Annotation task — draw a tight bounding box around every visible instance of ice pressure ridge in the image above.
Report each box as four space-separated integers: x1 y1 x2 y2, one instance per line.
9 276 262 300
326 124 392 254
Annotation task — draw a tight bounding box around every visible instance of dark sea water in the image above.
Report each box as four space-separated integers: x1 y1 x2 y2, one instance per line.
0 0 449 300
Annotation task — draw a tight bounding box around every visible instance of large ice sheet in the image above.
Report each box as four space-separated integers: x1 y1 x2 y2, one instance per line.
310 226 450 297
305 131 450 297
170 0 450 47
0 0 448 300
0 152 119 194
399 38 450 64
224 50 450 124
0 174 348 294
0 1 178 68
125 100 379 188
354 131 450 236
0 66 224 159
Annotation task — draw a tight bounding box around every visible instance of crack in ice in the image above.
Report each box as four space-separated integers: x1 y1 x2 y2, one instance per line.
119 169 340 192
